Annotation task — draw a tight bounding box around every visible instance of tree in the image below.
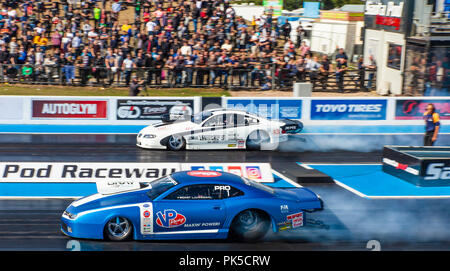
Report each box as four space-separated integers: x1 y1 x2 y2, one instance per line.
283 0 303 11
321 0 336 10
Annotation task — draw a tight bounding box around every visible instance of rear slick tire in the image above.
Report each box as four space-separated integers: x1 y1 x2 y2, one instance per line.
246 130 270 151
229 209 270 242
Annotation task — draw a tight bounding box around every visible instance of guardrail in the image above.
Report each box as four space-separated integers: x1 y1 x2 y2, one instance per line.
0 64 376 93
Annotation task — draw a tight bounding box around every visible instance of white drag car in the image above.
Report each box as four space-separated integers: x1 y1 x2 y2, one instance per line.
136 109 303 151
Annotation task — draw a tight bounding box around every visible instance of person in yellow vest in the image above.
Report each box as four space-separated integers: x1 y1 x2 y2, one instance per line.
34 35 48 46
33 35 48 51
423 103 441 146
251 16 256 31
121 20 132 35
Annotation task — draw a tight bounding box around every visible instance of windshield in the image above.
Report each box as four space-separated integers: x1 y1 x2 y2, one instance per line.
191 111 213 124
146 176 178 200
242 177 275 194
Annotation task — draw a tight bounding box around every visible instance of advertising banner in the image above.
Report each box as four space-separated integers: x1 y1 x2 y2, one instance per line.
181 163 274 183
395 99 450 120
0 162 274 183
226 99 302 120
0 162 179 183
32 100 108 119
303 2 320 18
364 0 411 33
310 99 387 120
0 97 23 120
116 99 194 120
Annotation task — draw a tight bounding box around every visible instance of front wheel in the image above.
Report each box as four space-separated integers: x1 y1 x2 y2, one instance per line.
167 135 186 151
104 217 133 241
229 209 270 242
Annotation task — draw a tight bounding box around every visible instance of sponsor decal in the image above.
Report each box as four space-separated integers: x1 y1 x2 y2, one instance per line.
246 166 262 180
197 135 226 141
424 163 450 181
140 203 153 234
365 1 405 31
117 106 142 119
227 99 302 119
156 209 186 228
96 180 141 195
280 205 289 213
214 185 230 191
187 171 222 177
237 141 245 148
310 99 387 120
375 15 401 30
209 166 224 172
277 221 292 232
181 163 274 183
105 180 135 188
228 166 243 176
283 125 296 131
395 99 450 120
382 158 419 175
365 1 404 17
184 222 220 228
116 99 193 120
32 100 107 119
287 212 304 228
191 166 206 171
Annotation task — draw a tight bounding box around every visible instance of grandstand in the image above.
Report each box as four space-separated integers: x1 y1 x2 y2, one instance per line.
0 0 375 93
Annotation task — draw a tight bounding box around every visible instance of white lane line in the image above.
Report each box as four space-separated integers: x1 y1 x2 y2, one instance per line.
271 170 302 188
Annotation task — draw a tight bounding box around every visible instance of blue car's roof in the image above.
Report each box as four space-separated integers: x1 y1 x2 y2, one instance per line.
171 170 246 185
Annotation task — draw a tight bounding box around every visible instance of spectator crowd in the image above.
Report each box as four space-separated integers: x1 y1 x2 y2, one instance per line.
0 0 373 93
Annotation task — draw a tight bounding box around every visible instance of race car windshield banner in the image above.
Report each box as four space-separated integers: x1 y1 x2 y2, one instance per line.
116 99 194 120
395 99 450 120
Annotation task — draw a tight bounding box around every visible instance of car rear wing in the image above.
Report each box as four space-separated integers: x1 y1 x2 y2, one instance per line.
96 180 148 195
279 119 303 134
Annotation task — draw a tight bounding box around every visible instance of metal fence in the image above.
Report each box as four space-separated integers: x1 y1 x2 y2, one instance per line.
0 64 376 92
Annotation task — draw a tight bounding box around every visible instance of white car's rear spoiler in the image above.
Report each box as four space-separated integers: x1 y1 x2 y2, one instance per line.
96 180 143 195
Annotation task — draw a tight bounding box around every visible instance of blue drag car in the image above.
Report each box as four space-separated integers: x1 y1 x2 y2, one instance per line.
61 170 323 242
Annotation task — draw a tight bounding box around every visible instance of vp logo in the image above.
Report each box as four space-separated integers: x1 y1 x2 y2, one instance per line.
155 209 186 228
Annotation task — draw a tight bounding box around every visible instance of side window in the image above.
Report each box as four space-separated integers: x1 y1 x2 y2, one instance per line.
244 115 259 126
235 113 246 127
224 114 236 128
211 185 244 199
165 184 214 200
202 114 225 127
164 184 244 200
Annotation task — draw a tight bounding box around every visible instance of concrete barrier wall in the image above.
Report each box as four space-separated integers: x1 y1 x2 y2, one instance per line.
0 96 448 134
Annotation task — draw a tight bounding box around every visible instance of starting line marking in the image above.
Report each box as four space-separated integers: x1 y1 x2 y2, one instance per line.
299 163 450 199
